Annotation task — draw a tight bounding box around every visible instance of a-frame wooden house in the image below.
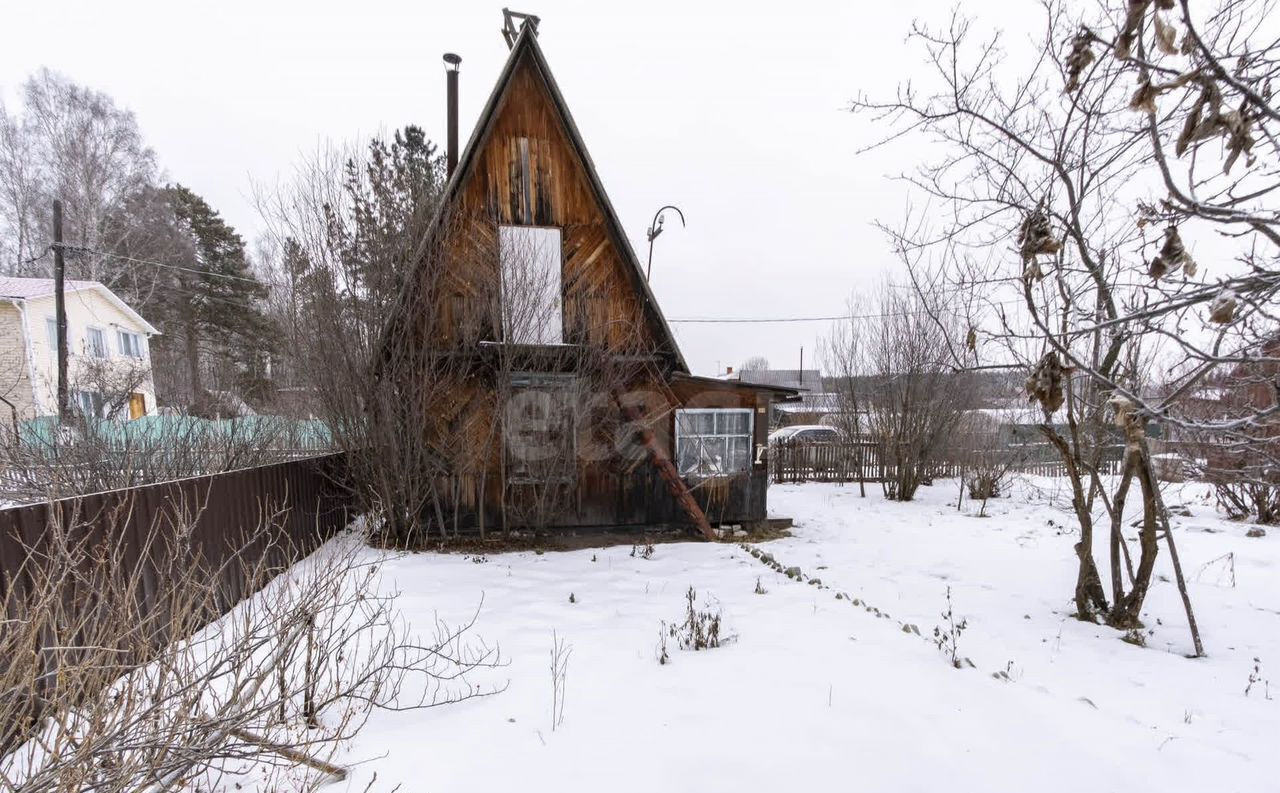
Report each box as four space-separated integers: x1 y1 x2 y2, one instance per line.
392 17 794 537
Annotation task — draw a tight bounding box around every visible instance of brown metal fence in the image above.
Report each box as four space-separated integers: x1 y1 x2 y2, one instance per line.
768 441 1123 484
0 453 351 609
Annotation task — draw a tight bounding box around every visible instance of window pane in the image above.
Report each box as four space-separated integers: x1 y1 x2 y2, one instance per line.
730 436 751 472
118 331 139 357
499 226 562 345
717 411 750 436
701 437 728 474
46 318 57 348
677 442 699 475
87 328 106 358
676 411 714 437
675 412 695 439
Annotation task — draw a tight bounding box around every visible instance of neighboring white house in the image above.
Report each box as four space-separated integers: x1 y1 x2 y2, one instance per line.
0 277 160 422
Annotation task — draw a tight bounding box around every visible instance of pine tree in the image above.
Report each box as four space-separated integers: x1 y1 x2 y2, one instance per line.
156 184 275 412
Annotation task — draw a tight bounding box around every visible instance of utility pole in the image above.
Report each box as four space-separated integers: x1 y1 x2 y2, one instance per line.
53 199 69 421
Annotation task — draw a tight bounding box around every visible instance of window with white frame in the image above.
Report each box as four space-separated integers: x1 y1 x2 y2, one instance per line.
74 390 105 419
46 317 58 348
675 409 753 476
499 225 563 345
117 330 144 358
86 327 108 358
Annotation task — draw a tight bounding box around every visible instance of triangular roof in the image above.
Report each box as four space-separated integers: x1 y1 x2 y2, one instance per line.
415 23 688 372
0 276 161 336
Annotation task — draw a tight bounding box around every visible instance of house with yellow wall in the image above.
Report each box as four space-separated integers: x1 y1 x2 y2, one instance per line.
0 277 160 423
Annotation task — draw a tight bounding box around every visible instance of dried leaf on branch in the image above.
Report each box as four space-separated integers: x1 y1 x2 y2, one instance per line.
1025 352 1071 416
1018 207 1061 273
1208 290 1238 324
1114 0 1151 60
1129 77 1159 114
1175 80 1256 171
1109 395 1147 451
1153 12 1179 55
1148 225 1196 279
1064 31 1096 93
1221 110 1256 173
1129 71 1198 115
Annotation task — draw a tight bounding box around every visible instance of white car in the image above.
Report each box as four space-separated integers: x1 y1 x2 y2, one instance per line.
768 425 844 445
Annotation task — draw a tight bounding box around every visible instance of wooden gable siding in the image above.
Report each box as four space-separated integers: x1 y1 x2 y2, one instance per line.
441 49 656 354
392 32 780 533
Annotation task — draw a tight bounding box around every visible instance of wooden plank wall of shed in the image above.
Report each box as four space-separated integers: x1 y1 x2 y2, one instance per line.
450 50 663 354
403 45 779 531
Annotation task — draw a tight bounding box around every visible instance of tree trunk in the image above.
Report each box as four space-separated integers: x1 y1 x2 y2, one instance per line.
1142 439 1205 656
1044 427 1109 619
184 316 202 405
1109 454 1136 605
1109 452 1160 628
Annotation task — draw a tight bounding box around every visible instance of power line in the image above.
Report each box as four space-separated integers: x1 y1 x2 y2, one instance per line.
667 298 1028 324
15 246 52 269
61 246 263 285
669 315 849 324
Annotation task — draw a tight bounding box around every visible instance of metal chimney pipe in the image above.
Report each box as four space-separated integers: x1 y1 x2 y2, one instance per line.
444 53 461 177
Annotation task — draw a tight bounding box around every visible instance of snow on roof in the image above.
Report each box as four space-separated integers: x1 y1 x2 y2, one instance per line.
735 369 824 391
0 276 161 335
0 276 101 300
775 392 843 413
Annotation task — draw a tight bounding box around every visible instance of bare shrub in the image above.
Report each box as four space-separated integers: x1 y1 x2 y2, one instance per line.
549 631 571 732
1214 479 1280 525
933 586 970 670
669 586 728 652
0 498 500 790
954 412 1027 515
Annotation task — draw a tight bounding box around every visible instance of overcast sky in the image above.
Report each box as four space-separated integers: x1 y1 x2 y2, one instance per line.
1 0 1028 375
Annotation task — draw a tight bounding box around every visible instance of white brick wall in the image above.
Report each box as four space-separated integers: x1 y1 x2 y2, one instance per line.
0 301 37 420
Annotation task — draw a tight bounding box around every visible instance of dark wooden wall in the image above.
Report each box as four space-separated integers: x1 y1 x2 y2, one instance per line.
407 44 779 532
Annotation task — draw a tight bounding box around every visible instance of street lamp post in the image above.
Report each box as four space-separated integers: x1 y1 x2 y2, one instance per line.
645 205 685 281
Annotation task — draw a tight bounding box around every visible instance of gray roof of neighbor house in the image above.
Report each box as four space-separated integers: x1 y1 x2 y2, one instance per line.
730 369 823 391
0 276 99 299
0 276 161 335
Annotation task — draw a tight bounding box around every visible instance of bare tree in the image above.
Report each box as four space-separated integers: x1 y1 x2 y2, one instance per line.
821 294 873 496
844 0 1280 652
0 69 157 284
827 281 974 501
257 128 461 546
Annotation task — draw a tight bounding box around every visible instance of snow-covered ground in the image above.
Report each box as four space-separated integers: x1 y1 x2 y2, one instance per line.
335 477 1278 793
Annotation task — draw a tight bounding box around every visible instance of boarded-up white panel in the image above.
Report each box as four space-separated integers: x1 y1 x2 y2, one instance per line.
499 225 563 345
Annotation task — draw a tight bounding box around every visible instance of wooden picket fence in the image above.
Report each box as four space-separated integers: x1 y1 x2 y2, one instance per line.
768 440 1123 484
